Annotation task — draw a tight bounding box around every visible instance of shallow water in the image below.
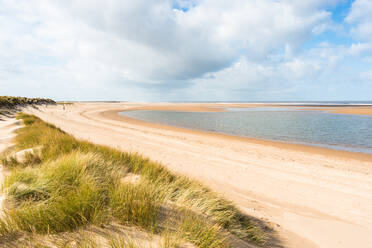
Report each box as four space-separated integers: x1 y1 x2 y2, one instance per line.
120 108 372 154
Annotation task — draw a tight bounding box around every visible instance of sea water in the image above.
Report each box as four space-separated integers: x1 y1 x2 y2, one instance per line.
120 107 372 154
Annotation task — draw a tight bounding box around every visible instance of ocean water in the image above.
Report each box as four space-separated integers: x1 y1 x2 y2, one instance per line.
120 108 372 154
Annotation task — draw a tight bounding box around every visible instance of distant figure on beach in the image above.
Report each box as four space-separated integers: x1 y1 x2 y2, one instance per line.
63 105 65 111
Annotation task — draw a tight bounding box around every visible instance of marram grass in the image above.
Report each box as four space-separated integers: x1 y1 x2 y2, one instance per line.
0 96 54 108
0 113 267 247
0 96 55 116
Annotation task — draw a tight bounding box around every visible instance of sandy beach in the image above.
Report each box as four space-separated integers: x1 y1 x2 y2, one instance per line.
24 102 372 248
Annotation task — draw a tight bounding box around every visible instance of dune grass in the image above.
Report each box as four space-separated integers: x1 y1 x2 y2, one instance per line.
0 96 55 109
0 96 55 117
0 113 267 247
57 102 74 105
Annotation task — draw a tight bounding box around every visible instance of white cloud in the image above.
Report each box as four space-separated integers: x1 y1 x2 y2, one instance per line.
346 0 372 41
0 0 334 78
176 41 366 101
349 42 372 56
0 0 370 101
360 70 372 81
346 0 372 23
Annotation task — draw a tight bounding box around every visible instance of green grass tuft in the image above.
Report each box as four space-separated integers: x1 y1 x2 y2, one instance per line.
177 211 227 248
110 182 160 230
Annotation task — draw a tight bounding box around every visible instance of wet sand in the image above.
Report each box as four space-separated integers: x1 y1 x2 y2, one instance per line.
118 102 372 116
310 106 372 116
26 102 372 248
107 109 372 165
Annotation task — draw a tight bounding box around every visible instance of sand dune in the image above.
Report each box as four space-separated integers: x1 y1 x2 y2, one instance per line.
25 103 372 248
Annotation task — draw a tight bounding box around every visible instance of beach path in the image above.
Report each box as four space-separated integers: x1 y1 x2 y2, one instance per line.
0 117 21 215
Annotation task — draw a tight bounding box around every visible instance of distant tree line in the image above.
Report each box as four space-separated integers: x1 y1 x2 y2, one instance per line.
0 96 55 108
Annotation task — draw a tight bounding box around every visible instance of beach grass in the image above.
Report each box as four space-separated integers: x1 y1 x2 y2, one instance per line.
0 96 55 117
0 113 266 247
57 102 74 105
0 96 55 109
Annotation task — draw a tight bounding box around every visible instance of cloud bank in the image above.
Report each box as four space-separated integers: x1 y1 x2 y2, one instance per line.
0 0 371 101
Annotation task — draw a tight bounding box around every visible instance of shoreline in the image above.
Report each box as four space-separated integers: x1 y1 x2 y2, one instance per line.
96 102 372 116
103 108 372 164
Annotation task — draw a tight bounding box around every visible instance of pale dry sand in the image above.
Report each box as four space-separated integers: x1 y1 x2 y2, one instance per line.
26 102 372 248
0 117 21 216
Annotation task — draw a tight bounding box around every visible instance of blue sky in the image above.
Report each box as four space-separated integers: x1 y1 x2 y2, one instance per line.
330 0 353 22
0 0 371 101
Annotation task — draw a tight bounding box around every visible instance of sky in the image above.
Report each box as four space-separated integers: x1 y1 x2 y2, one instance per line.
0 0 371 102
